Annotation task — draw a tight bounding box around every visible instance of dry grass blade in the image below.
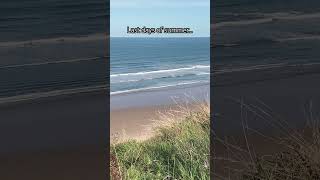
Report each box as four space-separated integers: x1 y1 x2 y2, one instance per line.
213 98 320 180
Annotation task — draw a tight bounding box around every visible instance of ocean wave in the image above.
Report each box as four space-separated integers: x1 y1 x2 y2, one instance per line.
111 65 210 83
0 33 107 47
214 63 289 74
215 38 280 48
212 43 240 48
276 35 320 42
0 85 106 105
0 56 106 69
214 12 320 29
214 34 320 48
111 81 209 95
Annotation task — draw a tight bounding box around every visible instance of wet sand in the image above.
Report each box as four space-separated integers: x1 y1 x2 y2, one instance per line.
111 83 209 110
110 83 210 141
0 90 108 180
0 147 106 180
213 62 320 135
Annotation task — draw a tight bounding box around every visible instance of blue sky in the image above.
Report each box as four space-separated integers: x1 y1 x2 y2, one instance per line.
111 0 210 37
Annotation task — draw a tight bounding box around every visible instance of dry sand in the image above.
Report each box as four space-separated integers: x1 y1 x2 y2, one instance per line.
110 83 210 142
110 104 186 142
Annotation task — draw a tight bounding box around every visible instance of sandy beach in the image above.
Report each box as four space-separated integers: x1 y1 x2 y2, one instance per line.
110 83 210 141
111 105 176 141
213 62 320 135
0 147 106 180
0 82 209 179
0 90 108 180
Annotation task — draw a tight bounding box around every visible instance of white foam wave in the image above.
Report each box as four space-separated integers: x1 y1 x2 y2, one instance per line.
110 80 209 95
276 35 320 42
214 12 320 29
0 85 106 105
214 63 288 74
0 56 106 69
111 65 210 83
0 33 107 47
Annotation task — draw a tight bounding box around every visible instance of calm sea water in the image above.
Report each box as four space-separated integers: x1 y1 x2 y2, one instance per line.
110 38 210 94
214 0 320 69
0 0 108 42
0 0 108 99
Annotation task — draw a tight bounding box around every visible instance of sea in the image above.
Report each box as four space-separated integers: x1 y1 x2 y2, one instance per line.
0 0 211 100
110 38 210 94
2 0 320 99
0 0 108 100
214 0 320 70
0 0 108 42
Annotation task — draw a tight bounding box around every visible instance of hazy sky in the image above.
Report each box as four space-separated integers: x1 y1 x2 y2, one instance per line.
111 0 210 37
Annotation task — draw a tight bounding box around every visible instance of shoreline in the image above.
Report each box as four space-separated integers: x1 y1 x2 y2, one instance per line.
111 82 210 110
111 81 209 95
0 85 107 107
1 61 320 107
110 83 210 141
0 59 319 177
0 81 209 108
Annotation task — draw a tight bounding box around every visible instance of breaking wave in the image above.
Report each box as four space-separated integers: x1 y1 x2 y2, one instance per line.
111 65 210 83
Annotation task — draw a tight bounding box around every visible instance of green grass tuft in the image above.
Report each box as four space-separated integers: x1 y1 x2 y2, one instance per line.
111 104 210 180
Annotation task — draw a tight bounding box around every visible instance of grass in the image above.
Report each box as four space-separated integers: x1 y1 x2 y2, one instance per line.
110 103 210 180
240 123 320 179
213 99 320 180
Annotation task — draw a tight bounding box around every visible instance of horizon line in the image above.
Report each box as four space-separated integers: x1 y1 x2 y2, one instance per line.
110 36 210 38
